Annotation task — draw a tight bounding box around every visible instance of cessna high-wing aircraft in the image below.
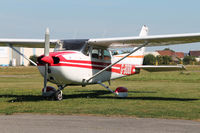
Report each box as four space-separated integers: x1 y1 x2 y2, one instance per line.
0 25 200 100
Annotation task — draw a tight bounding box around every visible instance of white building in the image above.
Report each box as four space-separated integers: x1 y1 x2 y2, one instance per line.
0 47 53 66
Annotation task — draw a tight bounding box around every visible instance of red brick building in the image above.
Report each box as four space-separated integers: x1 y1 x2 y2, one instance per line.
157 50 185 62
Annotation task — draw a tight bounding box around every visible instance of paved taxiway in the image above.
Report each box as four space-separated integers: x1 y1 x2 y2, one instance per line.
0 114 199 133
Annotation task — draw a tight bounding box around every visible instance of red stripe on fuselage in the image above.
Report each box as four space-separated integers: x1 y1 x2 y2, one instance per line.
48 60 135 76
50 62 122 74
56 59 121 68
37 51 135 75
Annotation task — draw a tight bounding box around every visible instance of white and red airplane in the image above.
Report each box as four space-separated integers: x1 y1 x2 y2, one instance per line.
0 25 200 100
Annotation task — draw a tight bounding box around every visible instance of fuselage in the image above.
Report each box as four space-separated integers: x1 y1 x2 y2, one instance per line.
37 50 139 86
37 40 144 86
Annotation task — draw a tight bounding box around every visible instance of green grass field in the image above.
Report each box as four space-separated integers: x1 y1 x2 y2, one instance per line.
0 66 200 120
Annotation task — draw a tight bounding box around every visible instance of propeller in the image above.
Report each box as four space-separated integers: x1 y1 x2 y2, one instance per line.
43 28 50 94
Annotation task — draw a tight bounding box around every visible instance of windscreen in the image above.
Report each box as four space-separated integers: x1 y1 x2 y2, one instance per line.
57 39 88 51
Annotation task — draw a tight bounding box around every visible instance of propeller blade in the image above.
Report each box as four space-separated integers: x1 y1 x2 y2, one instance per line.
44 28 50 56
43 28 50 93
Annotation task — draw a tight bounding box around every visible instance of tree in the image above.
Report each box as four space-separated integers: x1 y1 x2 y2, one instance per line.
156 55 163 65
155 55 172 65
162 55 172 65
183 56 196 65
143 54 156 65
29 55 38 66
163 48 175 52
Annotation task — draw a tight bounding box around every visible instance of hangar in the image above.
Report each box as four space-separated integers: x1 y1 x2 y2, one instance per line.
0 47 53 66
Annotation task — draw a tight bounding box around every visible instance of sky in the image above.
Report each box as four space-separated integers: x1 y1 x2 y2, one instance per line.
0 0 200 52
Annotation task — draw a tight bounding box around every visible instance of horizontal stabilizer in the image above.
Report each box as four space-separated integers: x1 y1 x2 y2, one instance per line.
135 65 185 72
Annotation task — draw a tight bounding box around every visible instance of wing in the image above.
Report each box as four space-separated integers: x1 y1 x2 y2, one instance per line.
135 65 185 72
88 33 200 48
0 39 58 48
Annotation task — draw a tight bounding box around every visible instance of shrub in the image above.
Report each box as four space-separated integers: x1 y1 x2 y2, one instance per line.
29 55 38 66
183 56 196 65
143 54 156 65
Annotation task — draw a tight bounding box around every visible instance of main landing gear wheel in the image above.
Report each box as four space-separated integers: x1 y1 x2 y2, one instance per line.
54 90 63 101
42 86 56 98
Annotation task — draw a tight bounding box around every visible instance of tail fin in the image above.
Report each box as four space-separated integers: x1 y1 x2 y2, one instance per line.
115 25 149 65
130 25 148 65
139 25 149 37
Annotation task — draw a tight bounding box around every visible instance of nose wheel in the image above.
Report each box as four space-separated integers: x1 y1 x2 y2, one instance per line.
42 85 65 101
54 90 63 101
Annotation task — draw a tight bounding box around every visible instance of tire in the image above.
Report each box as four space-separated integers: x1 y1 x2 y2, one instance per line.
54 90 63 101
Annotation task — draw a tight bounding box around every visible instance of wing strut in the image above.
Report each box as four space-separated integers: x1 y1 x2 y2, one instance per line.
85 42 149 83
8 44 37 66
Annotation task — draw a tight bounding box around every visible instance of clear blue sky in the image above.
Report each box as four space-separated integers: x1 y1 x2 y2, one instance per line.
0 0 200 52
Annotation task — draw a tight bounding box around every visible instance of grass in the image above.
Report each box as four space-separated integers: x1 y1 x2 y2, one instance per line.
0 66 200 120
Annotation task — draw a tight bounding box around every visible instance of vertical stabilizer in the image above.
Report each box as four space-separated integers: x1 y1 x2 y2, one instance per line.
139 25 149 37
115 25 149 65
134 25 148 65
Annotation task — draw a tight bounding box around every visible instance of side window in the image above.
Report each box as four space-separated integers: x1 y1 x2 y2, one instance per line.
92 48 103 59
92 49 99 59
103 50 111 60
91 48 111 60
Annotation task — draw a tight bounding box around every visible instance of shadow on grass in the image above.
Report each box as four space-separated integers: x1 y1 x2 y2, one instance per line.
76 90 157 94
98 96 199 101
0 90 111 102
0 95 45 102
0 90 198 102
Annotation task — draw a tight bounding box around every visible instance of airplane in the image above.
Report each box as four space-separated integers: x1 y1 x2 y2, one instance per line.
0 25 200 100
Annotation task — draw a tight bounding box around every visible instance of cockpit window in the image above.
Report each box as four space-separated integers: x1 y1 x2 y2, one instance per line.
54 39 88 52
62 43 84 51
82 44 90 56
